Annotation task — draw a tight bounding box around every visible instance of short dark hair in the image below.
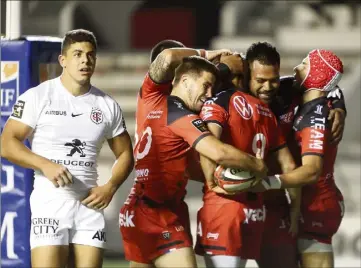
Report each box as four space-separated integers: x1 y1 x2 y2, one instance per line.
61 29 97 55
173 56 219 86
150 39 185 63
245 42 280 66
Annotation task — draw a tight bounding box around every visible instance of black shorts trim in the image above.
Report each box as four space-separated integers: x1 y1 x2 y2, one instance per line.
156 240 184 250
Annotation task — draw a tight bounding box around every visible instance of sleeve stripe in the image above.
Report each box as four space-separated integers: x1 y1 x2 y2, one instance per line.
192 133 212 148
302 152 324 158
204 120 224 128
269 143 287 153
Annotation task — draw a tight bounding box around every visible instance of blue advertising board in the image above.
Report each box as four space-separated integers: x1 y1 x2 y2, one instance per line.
1 37 62 268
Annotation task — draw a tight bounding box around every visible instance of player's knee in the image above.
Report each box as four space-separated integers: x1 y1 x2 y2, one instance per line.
204 255 247 268
31 245 69 268
70 244 104 268
153 247 197 268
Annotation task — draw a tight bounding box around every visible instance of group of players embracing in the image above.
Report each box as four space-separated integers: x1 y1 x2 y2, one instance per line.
1 29 347 268
120 39 347 268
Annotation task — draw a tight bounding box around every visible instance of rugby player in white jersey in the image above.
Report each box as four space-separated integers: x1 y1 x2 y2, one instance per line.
0 29 134 268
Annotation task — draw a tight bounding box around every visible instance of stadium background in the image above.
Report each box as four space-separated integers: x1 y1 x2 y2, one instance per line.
1 1 360 267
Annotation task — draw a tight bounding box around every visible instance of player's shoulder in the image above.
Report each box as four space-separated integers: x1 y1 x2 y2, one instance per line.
90 85 122 110
294 97 330 129
204 87 238 110
21 77 57 101
167 95 197 125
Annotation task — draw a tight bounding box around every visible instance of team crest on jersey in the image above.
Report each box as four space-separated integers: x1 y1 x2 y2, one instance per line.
90 107 103 124
233 96 253 120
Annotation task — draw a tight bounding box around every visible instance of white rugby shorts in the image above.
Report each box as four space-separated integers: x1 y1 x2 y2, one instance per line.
29 191 106 249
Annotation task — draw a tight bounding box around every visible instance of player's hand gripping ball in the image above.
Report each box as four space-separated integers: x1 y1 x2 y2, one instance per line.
214 165 256 192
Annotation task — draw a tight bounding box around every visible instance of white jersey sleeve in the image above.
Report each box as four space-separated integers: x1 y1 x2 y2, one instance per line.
105 101 127 139
10 87 43 128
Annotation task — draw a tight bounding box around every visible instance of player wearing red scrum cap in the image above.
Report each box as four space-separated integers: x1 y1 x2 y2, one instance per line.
259 49 345 268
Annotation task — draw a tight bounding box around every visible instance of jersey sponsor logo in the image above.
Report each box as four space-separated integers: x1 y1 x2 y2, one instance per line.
11 100 25 119
71 113 83 117
50 159 94 167
92 230 106 242
256 104 272 118
243 206 266 224
1 61 19 116
45 110 67 116
90 107 103 124
200 105 214 121
31 218 60 238
206 232 219 240
233 96 253 120
65 139 86 157
147 110 163 119
279 111 293 124
135 168 149 178
309 116 326 150
119 210 135 227
191 119 208 132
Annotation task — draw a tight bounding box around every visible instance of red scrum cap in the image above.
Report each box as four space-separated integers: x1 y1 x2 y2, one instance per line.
301 49 343 92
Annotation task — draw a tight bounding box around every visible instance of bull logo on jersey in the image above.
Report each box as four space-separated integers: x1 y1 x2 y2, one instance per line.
65 139 86 157
90 107 103 124
233 96 253 120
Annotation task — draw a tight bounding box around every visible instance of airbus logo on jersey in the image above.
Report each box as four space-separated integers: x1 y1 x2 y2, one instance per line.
233 96 253 120
119 210 135 227
309 116 326 150
243 206 266 224
45 110 67 116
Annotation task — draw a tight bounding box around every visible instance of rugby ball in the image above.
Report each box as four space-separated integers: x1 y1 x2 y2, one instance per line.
214 165 256 192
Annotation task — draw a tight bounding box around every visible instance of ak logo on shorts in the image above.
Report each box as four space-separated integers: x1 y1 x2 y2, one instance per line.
65 139 86 157
90 107 103 124
92 230 106 242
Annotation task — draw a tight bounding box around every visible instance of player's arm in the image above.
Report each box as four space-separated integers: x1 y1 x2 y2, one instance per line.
1 119 73 187
106 132 134 191
195 135 267 178
327 86 347 144
82 131 134 210
198 122 226 192
149 48 231 84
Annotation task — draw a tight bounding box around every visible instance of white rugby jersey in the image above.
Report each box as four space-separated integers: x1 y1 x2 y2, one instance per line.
10 77 126 197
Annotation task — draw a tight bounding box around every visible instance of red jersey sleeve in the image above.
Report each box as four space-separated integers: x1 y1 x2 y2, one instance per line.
200 101 228 127
140 72 172 100
270 121 287 152
169 114 212 148
299 122 328 157
199 90 234 127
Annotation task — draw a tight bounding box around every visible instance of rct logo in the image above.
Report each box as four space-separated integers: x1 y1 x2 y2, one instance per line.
119 210 135 227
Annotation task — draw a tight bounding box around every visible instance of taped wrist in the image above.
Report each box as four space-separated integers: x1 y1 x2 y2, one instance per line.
261 174 282 190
